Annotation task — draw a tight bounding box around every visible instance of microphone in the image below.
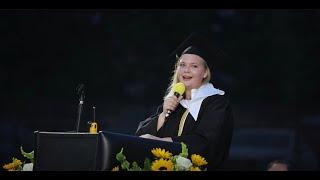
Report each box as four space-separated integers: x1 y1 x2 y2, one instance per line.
75 83 85 132
165 82 185 117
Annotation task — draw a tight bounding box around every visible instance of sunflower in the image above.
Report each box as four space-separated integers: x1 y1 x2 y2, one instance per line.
151 148 172 159
151 158 174 171
191 154 208 167
111 166 119 171
3 158 22 171
190 166 201 171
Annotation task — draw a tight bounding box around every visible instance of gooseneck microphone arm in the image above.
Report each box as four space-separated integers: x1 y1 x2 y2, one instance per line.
75 84 85 132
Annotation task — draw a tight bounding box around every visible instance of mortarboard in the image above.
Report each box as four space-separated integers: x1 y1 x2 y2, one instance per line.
170 30 227 71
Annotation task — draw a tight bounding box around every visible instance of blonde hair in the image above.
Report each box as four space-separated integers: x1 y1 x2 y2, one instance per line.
164 55 211 99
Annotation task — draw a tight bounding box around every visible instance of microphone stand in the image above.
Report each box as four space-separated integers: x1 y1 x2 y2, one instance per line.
76 90 84 132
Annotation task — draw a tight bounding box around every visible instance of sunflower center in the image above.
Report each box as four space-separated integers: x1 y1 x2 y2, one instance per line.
159 166 168 171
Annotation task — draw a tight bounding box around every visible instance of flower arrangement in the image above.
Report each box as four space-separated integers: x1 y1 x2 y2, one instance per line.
3 147 34 171
112 142 207 171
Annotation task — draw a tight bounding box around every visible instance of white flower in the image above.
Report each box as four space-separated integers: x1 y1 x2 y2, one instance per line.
175 156 192 171
22 163 33 171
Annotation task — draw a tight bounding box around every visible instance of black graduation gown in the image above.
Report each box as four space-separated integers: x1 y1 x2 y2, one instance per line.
135 95 234 170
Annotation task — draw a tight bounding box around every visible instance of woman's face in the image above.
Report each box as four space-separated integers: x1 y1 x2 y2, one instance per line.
177 54 208 90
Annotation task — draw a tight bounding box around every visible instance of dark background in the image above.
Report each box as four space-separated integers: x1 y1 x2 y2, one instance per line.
1 9 320 170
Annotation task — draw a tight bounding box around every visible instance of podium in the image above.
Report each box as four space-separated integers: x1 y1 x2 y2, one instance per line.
33 131 181 171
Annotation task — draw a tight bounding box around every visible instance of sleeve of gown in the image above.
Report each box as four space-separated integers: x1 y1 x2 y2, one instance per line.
172 96 233 164
135 105 162 136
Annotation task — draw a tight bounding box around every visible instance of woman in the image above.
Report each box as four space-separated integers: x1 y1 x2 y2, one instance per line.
136 33 234 170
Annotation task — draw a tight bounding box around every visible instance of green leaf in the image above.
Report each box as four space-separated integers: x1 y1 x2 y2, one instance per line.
121 160 130 170
179 142 188 158
171 155 177 164
130 161 142 171
143 158 151 171
20 146 34 163
116 148 126 162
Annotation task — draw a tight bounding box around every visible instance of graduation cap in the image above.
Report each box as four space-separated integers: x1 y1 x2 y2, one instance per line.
170 30 227 71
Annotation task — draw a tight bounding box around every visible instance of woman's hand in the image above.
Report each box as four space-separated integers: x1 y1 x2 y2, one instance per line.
156 95 183 131
162 95 184 115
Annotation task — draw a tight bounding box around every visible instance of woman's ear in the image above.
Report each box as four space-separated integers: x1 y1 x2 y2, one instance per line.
203 70 208 79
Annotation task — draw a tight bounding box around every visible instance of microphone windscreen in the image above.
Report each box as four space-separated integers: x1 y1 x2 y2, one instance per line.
173 82 185 96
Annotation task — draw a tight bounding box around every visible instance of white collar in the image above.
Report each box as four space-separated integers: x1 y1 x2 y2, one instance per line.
180 83 225 121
